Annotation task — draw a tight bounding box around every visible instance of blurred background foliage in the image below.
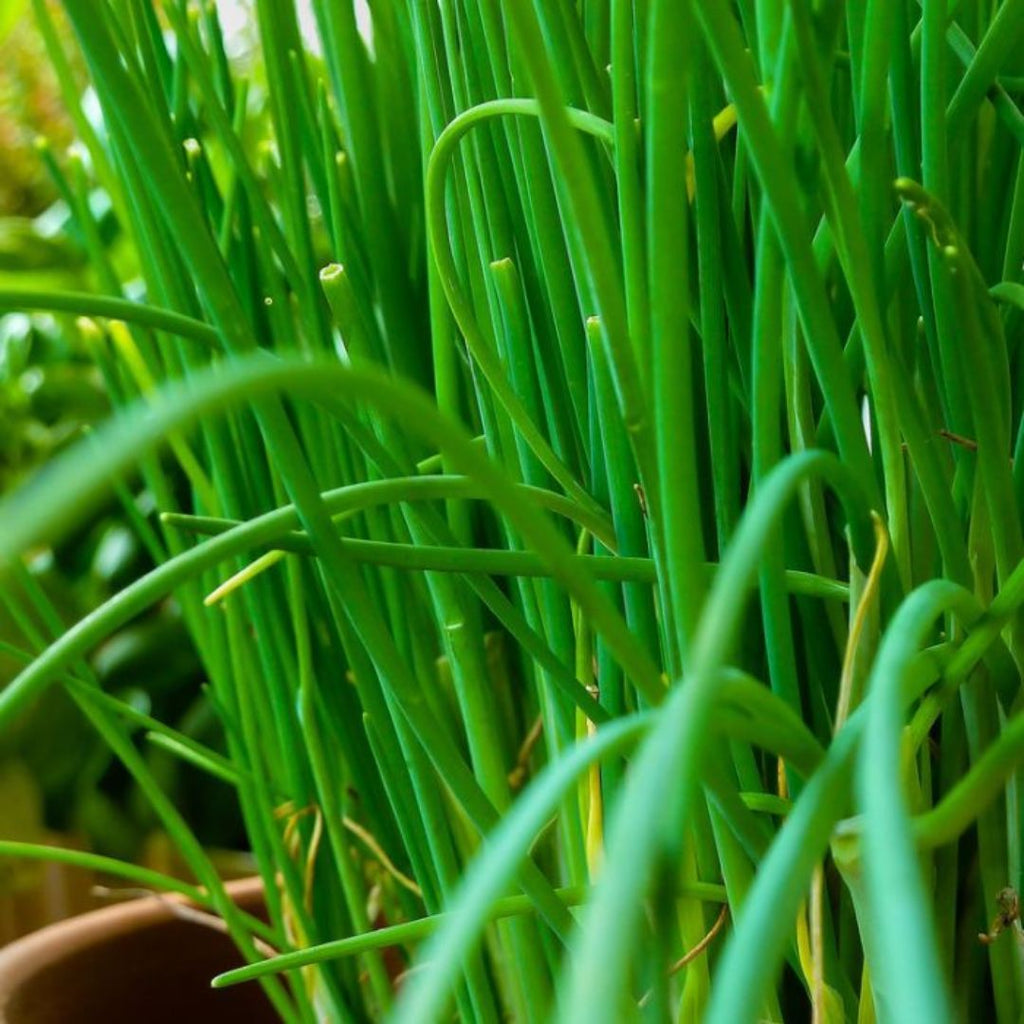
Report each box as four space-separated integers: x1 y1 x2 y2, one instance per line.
0 1 74 218
0 4 252 928
0 0 100 491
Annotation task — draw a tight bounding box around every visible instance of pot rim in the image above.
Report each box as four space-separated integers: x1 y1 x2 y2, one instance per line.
0 875 264 1013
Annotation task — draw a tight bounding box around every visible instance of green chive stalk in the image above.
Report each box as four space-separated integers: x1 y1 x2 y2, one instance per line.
2 2 1024 1021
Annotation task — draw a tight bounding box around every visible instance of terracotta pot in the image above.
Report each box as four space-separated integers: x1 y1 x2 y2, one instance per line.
0 877 278 1023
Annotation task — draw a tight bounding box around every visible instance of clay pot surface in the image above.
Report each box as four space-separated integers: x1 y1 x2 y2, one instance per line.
0 877 278 1023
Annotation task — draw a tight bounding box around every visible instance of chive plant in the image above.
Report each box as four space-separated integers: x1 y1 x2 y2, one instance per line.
2 0 1024 1020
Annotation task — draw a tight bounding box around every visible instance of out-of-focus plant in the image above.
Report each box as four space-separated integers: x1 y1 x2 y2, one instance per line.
0 2 75 218
0 3 244 869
